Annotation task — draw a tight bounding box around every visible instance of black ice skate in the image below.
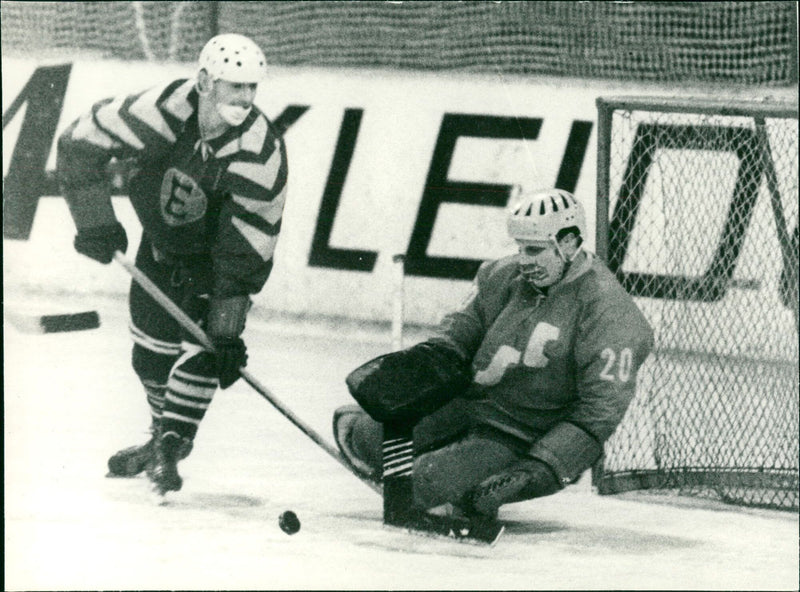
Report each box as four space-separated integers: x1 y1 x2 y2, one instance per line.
147 431 190 495
107 424 159 477
107 423 192 478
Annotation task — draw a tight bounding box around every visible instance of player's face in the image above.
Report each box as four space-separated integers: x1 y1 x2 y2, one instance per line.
212 79 258 109
211 79 258 126
517 240 565 288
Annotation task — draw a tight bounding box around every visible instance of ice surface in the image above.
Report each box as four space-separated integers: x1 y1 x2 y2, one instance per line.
4 293 799 591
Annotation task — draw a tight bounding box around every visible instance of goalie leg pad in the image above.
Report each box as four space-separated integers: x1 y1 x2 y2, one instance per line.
464 459 562 518
461 422 602 516
332 398 475 486
528 421 603 487
345 342 471 423
412 434 521 511
332 405 384 483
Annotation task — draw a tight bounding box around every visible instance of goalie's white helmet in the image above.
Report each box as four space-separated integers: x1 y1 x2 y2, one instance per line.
199 34 267 83
507 187 586 244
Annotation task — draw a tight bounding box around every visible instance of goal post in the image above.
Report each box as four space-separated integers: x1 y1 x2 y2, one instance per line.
593 96 799 510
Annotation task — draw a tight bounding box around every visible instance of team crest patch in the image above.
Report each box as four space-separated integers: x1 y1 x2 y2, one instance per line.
160 168 207 226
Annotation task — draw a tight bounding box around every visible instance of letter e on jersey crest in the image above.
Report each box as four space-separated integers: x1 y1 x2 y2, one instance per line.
160 168 207 227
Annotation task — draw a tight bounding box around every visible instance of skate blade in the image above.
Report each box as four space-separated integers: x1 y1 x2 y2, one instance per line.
384 513 505 546
148 486 172 506
105 471 145 479
147 479 181 505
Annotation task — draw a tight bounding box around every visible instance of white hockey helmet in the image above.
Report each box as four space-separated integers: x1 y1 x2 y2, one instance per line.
198 34 267 83
507 186 586 244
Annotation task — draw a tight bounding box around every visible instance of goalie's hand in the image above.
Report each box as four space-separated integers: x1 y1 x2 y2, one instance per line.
207 296 251 389
74 222 128 264
346 341 471 423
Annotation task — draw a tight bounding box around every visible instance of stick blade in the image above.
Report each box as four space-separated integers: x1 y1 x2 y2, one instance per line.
5 309 100 334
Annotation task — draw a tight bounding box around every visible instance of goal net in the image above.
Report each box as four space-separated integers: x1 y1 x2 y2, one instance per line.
1 1 796 85
594 96 799 510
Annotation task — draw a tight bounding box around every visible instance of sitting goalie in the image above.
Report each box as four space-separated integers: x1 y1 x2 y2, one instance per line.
333 187 654 524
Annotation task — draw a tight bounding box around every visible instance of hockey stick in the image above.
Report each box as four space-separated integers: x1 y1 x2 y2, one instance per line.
112 252 381 494
113 253 501 544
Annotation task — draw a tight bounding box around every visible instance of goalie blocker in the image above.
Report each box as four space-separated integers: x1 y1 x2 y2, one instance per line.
345 341 471 424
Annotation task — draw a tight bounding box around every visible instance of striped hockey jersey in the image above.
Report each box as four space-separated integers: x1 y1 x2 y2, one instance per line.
431 251 655 446
57 78 288 298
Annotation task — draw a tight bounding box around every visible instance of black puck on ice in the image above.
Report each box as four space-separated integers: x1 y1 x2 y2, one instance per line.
279 510 300 535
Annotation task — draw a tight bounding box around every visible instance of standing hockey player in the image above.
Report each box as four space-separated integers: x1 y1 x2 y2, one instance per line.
57 34 288 495
335 187 654 528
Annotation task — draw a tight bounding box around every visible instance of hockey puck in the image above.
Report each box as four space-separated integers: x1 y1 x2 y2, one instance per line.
279 510 300 535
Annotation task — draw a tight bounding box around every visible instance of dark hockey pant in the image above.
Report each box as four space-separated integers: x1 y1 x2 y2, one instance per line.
129 235 218 443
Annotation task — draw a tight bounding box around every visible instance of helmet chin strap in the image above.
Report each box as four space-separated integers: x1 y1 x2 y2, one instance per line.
565 243 584 264
558 243 583 279
553 238 582 264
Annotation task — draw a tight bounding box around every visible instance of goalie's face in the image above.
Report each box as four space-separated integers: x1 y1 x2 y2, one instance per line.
516 234 578 288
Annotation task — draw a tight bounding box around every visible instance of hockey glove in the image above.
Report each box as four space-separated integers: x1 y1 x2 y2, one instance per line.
212 336 248 389
74 222 128 264
346 341 471 423
207 296 251 389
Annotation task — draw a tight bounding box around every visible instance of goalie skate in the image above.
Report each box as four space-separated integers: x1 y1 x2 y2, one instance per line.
385 508 505 546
